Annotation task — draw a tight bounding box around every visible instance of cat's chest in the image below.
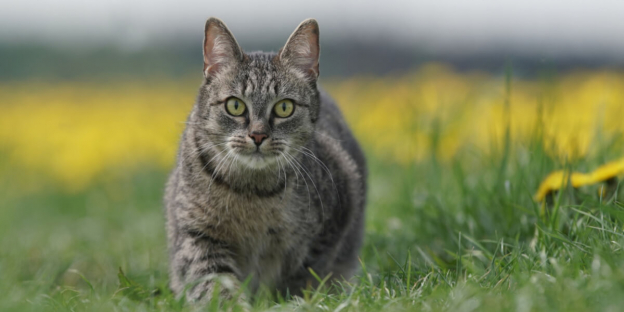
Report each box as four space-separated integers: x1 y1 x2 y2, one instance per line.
212 194 302 283
204 191 310 263
213 193 293 237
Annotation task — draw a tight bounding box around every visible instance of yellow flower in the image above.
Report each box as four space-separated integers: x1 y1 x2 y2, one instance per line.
534 158 624 202
2 66 624 192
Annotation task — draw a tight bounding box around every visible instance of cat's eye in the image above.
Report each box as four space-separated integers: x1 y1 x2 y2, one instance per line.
273 99 294 118
225 97 246 116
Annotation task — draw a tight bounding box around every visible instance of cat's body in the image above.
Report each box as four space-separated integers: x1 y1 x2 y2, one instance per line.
165 18 366 301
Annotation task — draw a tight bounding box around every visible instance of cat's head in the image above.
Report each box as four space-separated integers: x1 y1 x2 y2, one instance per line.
191 17 320 171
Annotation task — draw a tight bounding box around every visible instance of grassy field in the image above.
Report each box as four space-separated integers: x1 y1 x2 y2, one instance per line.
1 65 624 311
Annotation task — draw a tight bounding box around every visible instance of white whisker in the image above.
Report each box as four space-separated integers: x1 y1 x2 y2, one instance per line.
284 151 325 220
281 151 311 211
276 155 288 195
207 150 233 194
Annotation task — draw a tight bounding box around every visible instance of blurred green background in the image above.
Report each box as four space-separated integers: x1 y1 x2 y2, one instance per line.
2 1 624 311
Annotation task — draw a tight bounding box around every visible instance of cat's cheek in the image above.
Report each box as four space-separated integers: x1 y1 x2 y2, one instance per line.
215 112 246 132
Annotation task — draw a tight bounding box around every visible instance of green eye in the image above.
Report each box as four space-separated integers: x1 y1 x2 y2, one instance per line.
225 97 246 116
273 99 294 118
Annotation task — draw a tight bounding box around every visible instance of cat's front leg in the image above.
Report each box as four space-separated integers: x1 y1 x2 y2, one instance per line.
170 229 241 303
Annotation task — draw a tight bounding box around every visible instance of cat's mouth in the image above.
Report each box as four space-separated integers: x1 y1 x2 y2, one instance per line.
227 138 286 169
237 151 278 169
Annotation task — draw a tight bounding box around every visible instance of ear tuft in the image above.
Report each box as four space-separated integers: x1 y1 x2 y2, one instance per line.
279 18 320 80
203 17 243 77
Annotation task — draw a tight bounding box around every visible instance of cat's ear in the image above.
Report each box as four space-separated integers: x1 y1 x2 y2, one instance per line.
279 18 320 80
203 17 244 78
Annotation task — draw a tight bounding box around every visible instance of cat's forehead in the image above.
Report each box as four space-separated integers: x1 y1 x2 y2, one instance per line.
209 50 314 110
245 51 278 72
233 52 281 100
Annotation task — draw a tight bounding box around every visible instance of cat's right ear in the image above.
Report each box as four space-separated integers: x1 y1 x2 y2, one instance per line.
203 17 244 78
279 18 320 81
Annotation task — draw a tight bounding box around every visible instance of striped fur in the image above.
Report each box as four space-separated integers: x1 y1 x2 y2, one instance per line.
165 17 367 302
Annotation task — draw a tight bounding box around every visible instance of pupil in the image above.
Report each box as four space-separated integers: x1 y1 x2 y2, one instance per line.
282 103 286 111
234 101 239 110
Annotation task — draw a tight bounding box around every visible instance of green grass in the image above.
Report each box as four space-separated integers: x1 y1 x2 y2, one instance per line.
1 130 624 311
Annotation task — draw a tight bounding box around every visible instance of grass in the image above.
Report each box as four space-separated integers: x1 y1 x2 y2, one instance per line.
1 66 624 311
1 137 624 311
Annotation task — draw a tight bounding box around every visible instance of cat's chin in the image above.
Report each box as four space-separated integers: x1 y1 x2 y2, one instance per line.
237 153 277 170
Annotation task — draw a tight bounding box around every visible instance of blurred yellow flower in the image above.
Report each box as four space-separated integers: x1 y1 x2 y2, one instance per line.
0 80 194 190
1 64 624 191
534 158 624 202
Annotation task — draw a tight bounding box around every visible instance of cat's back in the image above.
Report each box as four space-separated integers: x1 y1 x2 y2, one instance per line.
292 88 366 284
315 89 367 184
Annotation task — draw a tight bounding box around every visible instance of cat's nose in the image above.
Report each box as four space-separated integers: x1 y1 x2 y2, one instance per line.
249 132 268 146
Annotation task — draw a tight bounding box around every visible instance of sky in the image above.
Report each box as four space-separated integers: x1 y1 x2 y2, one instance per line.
1 0 623 58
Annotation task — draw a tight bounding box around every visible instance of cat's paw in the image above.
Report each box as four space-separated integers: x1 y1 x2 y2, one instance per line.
185 273 248 308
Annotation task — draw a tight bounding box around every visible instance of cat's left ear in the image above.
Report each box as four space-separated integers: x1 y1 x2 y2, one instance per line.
279 18 320 81
203 17 244 78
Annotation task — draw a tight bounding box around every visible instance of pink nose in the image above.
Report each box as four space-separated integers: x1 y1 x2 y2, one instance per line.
249 133 268 146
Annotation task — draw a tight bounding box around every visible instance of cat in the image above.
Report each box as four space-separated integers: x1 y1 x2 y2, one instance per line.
165 17 367 302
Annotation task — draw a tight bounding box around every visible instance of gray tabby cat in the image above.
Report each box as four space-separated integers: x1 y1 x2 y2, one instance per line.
165 17 367 301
